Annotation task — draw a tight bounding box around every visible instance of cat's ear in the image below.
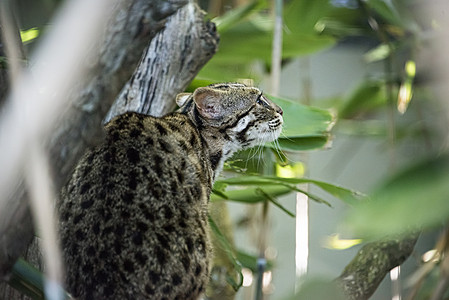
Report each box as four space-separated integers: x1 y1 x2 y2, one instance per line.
193 87 224 120
176 93 192 107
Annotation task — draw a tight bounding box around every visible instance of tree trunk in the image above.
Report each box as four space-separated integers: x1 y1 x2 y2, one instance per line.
337 234 418 300
0 0 218 297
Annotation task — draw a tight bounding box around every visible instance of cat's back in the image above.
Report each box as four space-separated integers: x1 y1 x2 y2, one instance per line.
59 112 212 300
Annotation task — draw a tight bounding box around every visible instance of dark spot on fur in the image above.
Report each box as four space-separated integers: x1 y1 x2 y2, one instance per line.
82 263 93 274
95 270 108 284
189 134 197 148
195 265 202 276
163 206 173 219
86 152 95 164
179 140 188 152
145 284 155 295
179 219 187 228
73 214 83 224
123 192 134 204
110 130 120 142
149 270 160 284
81 199 94 209
115 225 125 236
92 222 100 234
168 123 179 132
141 165 149 175
186 237 194 252
155 246 167 265
143 210 155 222
159 138 173 153
114 240 122 255
121 210 131 219
172 274 182 286
155 122 167 135
123 259 134 272
75 229 85 241
162 285 171 295
156 233 169 249
210 151 222 170
146 136 154 146
176 169 184 183
181 253 190 271
132 232 143 246
163 224 175 233
103 226 113 236
126 147 140 163
128 171 138 189
134 252 147 264
86 246 95 257
79 183 91 195
130 128 141 138
99 250 108 259
153 156 163 177
137 221 149 232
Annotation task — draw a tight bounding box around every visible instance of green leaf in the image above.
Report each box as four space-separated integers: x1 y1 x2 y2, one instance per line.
208 216 243 291
236 250 274 273
216 175 364 206
211 185 292 203
338 81 387 119
8 258 71 300
284 0 333 34
255 188 296 217
344 154 449 239
268 96 335 151
214 0 267 33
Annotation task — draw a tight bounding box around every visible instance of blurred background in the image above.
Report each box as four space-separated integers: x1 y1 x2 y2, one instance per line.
3 0 449 299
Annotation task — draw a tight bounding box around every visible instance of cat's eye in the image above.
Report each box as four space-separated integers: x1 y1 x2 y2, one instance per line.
256 94 268 106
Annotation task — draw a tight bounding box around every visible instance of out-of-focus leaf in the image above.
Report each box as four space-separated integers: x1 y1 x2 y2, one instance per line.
20 27 40 44
236 250 274 273
366 0 403 27
211 185 292 203
8 258 72 300
216 175 364 206
315 18 366 37
338 81 387 119
344 154 449 239
284 277 346 300
268 96 335 151
364 43 392 63
284 0 333 34
214 0 266 33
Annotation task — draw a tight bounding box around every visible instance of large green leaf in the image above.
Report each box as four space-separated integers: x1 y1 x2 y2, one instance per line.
338 81 387 119
344 154 449 239
269 96 335 151
211 185 292 203
216 175 363 206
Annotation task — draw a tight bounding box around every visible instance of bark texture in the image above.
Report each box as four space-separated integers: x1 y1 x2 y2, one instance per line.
337 235 418 300
0 0 191 289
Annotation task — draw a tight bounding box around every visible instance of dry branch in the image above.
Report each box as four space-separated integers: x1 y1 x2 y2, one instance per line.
0 0 190 284
337 235 418 300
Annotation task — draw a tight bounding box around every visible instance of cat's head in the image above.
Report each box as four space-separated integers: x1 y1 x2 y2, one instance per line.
176 83 283 149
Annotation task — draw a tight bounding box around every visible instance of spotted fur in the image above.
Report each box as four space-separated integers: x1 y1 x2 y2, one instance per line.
59 83 283 299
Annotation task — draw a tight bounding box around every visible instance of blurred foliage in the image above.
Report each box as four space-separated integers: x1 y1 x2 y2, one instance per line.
7 0 449 299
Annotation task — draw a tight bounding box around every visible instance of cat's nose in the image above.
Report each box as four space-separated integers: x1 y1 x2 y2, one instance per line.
276 106 283 115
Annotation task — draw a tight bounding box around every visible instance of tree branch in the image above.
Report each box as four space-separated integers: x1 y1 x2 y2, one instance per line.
337 234 419 300
0 0 189 282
